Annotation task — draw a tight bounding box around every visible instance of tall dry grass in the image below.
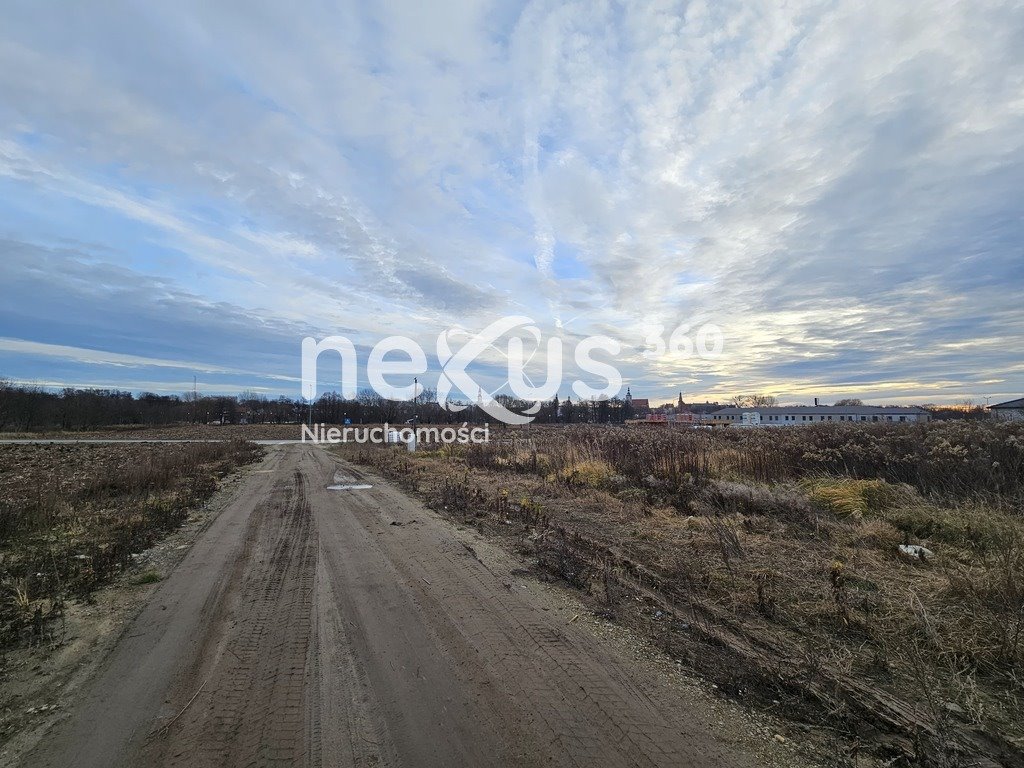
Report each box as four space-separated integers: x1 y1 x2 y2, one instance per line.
347 420 1024 764
0 441 262 643
470 421 1024 503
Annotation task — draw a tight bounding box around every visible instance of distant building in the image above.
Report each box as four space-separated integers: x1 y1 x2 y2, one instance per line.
624 388 650 413
681 400 722 416
709 405 931 425
636 411 698 425
989 397 1024 422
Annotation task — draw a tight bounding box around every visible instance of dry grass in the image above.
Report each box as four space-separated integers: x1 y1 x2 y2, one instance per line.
2 423 304 441
339 421 1024 767
0 441 262 645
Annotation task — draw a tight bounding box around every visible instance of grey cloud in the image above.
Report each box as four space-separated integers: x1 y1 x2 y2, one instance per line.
1 1 1022 403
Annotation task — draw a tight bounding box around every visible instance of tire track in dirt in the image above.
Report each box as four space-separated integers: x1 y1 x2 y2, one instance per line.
307 448 767 768
309 545 399 768
22 445 808 768
145 468 318 768
326 504 681 765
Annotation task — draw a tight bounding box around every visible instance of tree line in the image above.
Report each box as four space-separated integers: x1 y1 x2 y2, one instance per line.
0 381 646 432
1 380 992 432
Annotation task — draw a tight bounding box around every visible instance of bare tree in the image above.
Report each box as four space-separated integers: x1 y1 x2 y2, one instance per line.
731 394 778 408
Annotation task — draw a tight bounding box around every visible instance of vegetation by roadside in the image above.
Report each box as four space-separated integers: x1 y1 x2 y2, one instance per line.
0 441 263 647
337 421 1024 768
0 423 306 441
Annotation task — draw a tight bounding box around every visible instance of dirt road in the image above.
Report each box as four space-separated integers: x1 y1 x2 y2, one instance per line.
19 444 787 768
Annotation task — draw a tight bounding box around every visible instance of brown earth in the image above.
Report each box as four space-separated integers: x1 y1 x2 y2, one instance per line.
5 444 818 768
1 423 343 441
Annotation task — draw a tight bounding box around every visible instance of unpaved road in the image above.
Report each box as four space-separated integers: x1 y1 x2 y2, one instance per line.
18 444 786 768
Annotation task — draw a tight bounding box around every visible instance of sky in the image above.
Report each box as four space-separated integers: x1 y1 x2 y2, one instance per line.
1 0 1023 406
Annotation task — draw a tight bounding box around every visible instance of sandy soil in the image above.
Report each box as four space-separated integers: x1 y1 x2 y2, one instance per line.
6 444 822 768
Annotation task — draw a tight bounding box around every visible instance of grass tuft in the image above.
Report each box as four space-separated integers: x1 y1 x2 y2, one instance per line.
337 420 1024 764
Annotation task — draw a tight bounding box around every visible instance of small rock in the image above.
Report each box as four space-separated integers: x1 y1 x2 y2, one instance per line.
773 734 786 744
898 544 935 561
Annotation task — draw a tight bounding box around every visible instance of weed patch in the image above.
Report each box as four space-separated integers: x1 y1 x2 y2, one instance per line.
337 422 1024 766
0 441 262 645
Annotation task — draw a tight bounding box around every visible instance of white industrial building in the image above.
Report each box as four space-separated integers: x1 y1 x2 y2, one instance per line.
989 398 1024 422
709 405 931 426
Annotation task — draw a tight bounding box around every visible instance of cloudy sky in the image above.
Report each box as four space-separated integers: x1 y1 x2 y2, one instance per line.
1 0 1022 405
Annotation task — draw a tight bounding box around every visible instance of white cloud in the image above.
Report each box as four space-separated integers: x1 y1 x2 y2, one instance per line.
0 0 1022 403
0 337 298 382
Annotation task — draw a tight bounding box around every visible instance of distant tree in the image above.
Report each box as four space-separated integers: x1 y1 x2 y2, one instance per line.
834 398 864 406
0 380 498 432
730 394 777 408
926 402 988 421
0 378 13 430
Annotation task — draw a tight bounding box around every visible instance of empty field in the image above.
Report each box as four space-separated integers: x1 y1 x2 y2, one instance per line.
0 441 263 646
339 421 1024 767
3 443 813 768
